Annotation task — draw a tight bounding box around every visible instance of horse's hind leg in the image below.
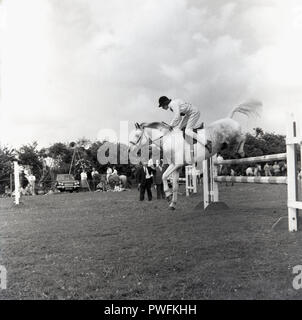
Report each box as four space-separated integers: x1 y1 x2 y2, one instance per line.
236 135 246 158
169 169 180 210
162 164 175 201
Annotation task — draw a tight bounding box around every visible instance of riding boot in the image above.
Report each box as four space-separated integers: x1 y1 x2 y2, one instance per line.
184 128 206 146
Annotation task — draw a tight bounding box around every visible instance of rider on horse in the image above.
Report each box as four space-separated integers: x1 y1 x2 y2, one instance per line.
158 96 204 145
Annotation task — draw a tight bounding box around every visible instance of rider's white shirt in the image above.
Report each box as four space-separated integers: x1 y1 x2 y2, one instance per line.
168 99 198 127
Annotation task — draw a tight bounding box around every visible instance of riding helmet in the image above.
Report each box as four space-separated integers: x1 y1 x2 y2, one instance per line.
158 96 171 108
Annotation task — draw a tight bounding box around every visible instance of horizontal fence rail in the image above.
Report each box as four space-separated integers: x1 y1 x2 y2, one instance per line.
214 176 287 184
214 153 287 165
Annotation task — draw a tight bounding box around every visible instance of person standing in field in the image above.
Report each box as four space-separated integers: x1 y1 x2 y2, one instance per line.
80 169 89 191
137 160 155 201
264 163 272 176
27 170 36 195
254 164 262 176
154 159 165 200
91 167 99 191
217 154 224 176
246 167 254 176
272 162 281 176
106 166 112 183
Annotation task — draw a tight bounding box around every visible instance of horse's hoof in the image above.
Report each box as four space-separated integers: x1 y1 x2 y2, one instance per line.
169 202 176 210
166 195 172 202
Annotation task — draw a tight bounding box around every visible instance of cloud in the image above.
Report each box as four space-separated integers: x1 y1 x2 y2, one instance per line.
1 0 302 147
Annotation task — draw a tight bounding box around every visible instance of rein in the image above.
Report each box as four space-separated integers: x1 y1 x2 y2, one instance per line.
139 129 163 146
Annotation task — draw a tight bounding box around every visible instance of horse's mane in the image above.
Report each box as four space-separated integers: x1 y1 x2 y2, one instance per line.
140 122 171 130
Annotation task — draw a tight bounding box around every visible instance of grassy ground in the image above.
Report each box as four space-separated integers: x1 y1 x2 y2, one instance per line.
0 183 302 300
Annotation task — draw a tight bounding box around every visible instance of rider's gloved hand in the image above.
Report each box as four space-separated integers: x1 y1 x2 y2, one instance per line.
161 122 174 131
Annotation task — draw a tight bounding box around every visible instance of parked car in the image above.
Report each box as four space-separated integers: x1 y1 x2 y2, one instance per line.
55 174 80 192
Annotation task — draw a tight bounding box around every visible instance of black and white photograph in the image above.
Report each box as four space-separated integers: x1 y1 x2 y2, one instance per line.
1 0 302 306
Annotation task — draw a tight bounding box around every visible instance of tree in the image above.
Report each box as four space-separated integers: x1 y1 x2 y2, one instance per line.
48 143 73 164
17 142 43 179
0 146 15 193
244 128 286 157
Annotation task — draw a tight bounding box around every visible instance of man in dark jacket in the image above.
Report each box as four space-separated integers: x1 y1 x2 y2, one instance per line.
154 159 165 199
137 160 156 201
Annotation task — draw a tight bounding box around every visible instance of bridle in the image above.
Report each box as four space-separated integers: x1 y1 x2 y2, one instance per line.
129 129 145 146
129 126 163 147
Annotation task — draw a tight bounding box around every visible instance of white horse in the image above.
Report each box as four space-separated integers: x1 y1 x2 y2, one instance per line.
129 100 262 210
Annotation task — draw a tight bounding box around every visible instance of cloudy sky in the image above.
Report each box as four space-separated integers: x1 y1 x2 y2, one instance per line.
1 0 302 147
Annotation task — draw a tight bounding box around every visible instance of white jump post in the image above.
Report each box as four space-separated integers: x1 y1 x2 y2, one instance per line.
202 116 301 232
203 159 210 208
185 165 197 196
286 116 298 232
13 161 20 205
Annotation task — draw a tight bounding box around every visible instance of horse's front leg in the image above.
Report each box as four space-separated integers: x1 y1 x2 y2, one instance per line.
162 164 175 202
169 169 180 210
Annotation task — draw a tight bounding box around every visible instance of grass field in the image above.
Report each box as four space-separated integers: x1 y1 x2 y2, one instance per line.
0 183 302 300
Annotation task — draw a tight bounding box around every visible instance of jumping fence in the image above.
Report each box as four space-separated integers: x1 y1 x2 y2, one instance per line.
203 116 301 232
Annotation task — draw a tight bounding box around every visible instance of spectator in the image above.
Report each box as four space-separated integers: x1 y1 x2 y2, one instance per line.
272 162 281 176
221 165 229 176
87 170 92 190
108 173 120 190
280 161 287 176
246 167 254 176
137 160 156 201
19 168 29 195
27 170 36 195
217 153 224 175
96 174 108 192
221 165 231 186
254 164 262 176
44 156 57 191
80 169 89 191
91 167 99 177
154 159 165 200
264 163 272 176
91 167 99 191
106 166 112 182
4 185 11 197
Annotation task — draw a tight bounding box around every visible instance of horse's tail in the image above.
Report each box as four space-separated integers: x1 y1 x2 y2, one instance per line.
228 99 263 119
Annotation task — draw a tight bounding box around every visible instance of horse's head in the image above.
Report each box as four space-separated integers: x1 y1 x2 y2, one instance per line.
129 123 147 149
129 122 171 152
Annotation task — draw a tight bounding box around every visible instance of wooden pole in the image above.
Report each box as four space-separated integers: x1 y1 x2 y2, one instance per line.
192 164 197 194
10 173 13 198
203 159 210 209
210 155 219 203
14 161 20 205
185 166 190 197
69 148 76 175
